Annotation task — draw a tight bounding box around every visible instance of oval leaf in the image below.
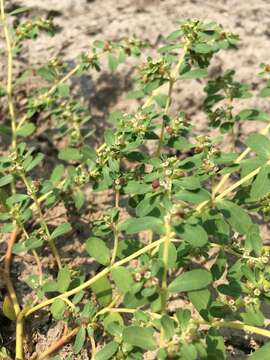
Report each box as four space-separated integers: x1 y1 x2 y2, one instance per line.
168 269 212 293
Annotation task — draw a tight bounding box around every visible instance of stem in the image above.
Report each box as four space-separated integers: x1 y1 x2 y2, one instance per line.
160 213 172 314
89 336 96 357
97 307 162 319
215 164 265 202
20 173 62 269
22 237 166 318
1 1 21 320
196 160 270 213
0 0 17 149
16 311 24 360
156 80 173 157
3 228 21 316
212 320 270 338
111 189 120 265
21 225 43 285
32 249 43 285
212 122 270 198
94 294 121 319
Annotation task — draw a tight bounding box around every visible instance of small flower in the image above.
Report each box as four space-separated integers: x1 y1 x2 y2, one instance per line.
165 169 172 176
254 288 261 297
143 271 151 279
134 272 142 282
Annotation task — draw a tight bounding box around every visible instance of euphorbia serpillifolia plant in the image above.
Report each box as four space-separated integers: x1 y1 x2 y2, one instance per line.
1 2 270 359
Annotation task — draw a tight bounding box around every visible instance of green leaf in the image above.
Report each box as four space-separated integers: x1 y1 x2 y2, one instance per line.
260 87 270 97
241 304 264 326
58 148 82 161
245 224 262 256
174 176 201 190
194 43 213 53
127 90 145 99
176 309 191 332
168 269 212 293
175 188 211 204
91 276 112 306
51 222 72 239
180 344 198 360
103 313 124 332
50 164 65 184
25 236 43 251
111 266 134 294
73 190 85 210
250 165 270 200
6 194 29 206
154 94 169 108
108 54 118 71
0 222 16 233
189 289 211 320
51 299 66 320
57 84 70 97
206 328 226 360
246 133 270 160
167 29 183 40
3 296 16 320
136 195 160 217
86 237 110 266
37 66 56 82
180 224 208 248
0 125 11 135
236 108 269 122
122 326 156 351
9 7 29 15
160 315 175 340
119 216 164 235
0 174 13 187
94 341 118 360
250 342 270 360
73 327 86 354
16 123 36 137
216 200 252 235
124 181 151 195
25 153 44 172
57 267 71 293
179 68 208 80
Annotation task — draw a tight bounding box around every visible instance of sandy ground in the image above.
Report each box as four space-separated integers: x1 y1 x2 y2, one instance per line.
1 0 270 358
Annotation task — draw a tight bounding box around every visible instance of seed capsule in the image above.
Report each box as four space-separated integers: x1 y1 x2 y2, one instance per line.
165 126 174 135
151 179 160 189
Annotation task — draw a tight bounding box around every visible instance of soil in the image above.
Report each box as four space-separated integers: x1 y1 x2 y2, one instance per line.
1 0 270 359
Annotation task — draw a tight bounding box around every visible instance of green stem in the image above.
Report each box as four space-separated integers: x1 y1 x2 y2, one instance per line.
156 79 173 157
22 237 167 319
196 160 270 213
111 189 120 265
20 173 62 269
215 165 265 202
212 320 270 338
212 122 270 198
16 311 24 360
0 0 17 150
111 225 119 265
160 213 172 314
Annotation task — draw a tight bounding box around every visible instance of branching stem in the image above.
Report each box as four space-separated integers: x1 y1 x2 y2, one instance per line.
20 173 62 269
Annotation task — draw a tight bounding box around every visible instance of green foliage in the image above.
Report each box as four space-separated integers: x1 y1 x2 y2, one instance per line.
1 10 270 360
